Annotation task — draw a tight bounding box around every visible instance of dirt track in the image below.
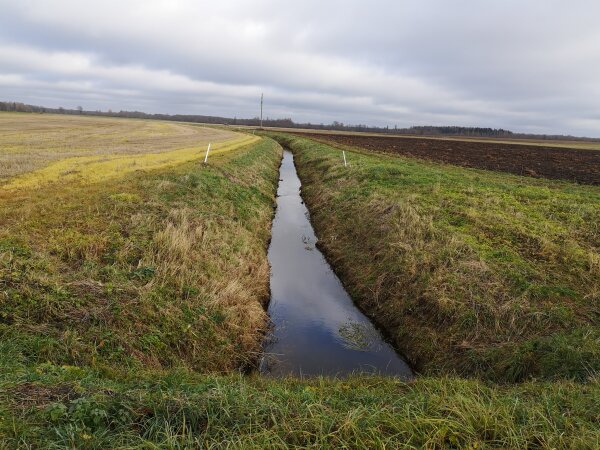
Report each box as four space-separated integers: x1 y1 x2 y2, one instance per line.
298 133 600 185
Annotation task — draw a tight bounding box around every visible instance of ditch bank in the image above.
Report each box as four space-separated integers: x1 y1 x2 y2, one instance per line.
266 132 600 382
259 148 412 378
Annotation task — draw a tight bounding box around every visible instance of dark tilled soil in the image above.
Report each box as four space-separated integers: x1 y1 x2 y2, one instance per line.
298 133 600 185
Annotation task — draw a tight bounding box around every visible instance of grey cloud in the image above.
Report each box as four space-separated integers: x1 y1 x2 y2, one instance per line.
0 0 599 136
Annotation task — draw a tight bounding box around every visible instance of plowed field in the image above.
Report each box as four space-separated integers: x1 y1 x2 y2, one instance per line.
299 133 600 184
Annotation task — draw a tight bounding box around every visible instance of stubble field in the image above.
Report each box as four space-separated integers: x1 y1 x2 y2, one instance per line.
0 113 249 187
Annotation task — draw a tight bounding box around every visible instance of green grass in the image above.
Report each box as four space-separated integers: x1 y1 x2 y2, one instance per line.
2 117 599 448
0 137 281 373
0 353 598 449
267 133 600 382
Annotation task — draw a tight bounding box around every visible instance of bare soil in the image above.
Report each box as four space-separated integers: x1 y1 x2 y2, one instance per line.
299 133 600 184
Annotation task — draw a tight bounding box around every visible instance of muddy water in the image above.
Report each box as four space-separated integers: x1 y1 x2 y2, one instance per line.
259 150 413 378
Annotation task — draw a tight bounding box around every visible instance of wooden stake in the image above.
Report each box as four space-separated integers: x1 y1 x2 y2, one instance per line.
204 143 211 163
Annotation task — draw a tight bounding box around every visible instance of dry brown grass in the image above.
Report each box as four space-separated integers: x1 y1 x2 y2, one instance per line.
147 206 271 365
0 118 281 372
0 112 239 180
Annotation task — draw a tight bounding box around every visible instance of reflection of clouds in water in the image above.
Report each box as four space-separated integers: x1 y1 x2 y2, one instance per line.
338 320 382 352
272 277 367 336
263 151 412 377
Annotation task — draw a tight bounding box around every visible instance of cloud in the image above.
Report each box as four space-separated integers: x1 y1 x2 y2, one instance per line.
0 0 599 136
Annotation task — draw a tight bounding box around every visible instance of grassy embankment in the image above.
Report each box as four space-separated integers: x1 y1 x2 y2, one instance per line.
0 117 278 373
1 115 598 448
269 133 600 382
1 362 598 448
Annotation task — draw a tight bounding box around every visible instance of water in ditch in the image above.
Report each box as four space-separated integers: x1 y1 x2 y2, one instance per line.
259 149 413 378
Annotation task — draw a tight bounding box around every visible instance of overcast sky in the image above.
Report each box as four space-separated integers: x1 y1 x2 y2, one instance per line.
1 1 599 136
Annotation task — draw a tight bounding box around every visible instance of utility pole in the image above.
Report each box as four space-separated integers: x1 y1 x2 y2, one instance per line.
260 93 263 129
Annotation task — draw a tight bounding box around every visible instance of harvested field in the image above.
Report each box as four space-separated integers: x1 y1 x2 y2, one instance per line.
0 114 281 373
299 132 600 185
0 112 240 182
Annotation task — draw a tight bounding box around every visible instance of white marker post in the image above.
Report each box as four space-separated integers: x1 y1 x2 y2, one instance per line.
204 143 211 164
342 150 347 167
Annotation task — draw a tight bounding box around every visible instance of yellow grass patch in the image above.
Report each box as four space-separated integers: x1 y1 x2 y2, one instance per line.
0 112 241 180
2 135 260 190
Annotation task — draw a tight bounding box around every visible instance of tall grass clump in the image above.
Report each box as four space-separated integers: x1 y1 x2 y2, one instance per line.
0 363 598 448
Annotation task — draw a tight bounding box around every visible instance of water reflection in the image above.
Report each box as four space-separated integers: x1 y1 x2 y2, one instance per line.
259 150 413 378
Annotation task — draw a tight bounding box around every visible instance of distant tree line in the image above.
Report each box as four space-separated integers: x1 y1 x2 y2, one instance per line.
400 126 514 137
1 100 598 142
